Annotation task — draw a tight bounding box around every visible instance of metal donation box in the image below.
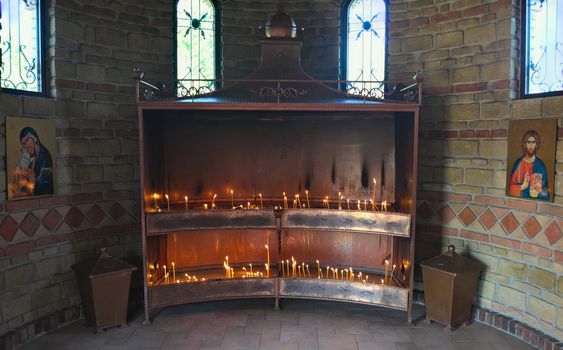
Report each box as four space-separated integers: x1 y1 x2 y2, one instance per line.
73 249 137 333
420 245 482 329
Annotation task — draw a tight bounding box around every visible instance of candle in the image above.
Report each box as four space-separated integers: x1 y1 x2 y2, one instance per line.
283 192 288 209
243 267 247 277
212 194 217 209
293 199 297 208
163 265 167 283
341 269 344 280
370 199 374 211
391 264 396 284
381 278 384 284
296 194 300 207
231 268 234 278
265 244 270 277
347 198 350 210
230 190 234 209
364 199 367 211
165 194 170 211
153 193 159 210
372 178 376 206
338 192 342 209
383 200 387 212
306 264 310 277
281 259 285 276
335 268 338 280
316 260 320 279
325 196 330 209
185 196 189 211
172 262 176 282
349 267 353 281
358 272 362 282
326 266 330 280
301 263 305 278
305 190 310 208
323 198 327 208
250 263 253 275
298 266 301 277
286 260 290 276
384 260 389 284
204 204 208 210
259 193 263 209
357 200 361 211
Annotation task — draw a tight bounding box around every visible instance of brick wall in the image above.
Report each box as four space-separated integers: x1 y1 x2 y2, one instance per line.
0 0 173 347
0 0 561 347
385 0 563 341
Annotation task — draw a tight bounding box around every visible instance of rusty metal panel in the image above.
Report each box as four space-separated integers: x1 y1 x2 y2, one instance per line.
146 210 276 234
279 278 408 310
149 278 276 310
282 209 410 237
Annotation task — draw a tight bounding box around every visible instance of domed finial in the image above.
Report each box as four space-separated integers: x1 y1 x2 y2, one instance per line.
263 0 298 38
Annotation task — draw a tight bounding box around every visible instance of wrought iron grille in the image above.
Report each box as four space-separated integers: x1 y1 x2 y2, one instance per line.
0 0 43 93
523 0 563 96
345 0 387 98
176 0 217 97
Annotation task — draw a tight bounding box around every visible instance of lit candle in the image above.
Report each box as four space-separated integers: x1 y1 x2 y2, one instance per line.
341 269 344 280
153 193 159 210
325 196 330 209
296 194 300 207
370 199 374 211
212 194 217 209
372 178 376 206
306 264 310 277
349 267 353 281
231 268 234 278
283 192 288 209
204 204 208 210
316 260 320 279
323 198 327 208
384 260 389 284
347 198 350 210
259 193 263 209
293 199 297 208
185 195 189 211
357 200 361 211
281 259 285 277
305 190 310 208
230 189 234 209
265 244 270 277
298 266 301 277
364 199 367 211
338 192 342 210
163 265 167 283
383 200 388 212
250 263 253 275
172 262 176 282
391 264 396 284
335 268 338 280
165 194 170 211
292 257 296 277
358 272 362 282
243 267 247 277
326 266 330 279
381 278 384 284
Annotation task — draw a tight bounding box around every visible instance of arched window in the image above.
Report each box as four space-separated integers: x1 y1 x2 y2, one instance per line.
341 0 387 94
1 0 45 94
176 0 220 97
521 0 562 97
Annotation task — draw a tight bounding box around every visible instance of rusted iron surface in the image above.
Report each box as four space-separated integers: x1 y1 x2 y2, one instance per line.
147 210 276 234
283 209 410 236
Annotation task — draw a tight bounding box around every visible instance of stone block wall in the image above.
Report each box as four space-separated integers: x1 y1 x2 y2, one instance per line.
385 0 563 341
0 0 172 347
0 0 561 347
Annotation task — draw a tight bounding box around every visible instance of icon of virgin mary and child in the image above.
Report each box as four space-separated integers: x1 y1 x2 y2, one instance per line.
508 130 549 201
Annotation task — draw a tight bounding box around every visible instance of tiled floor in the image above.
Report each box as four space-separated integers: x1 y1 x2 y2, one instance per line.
20 299 535 350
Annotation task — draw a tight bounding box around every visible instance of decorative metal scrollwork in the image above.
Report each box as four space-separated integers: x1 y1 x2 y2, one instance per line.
251 86 308 98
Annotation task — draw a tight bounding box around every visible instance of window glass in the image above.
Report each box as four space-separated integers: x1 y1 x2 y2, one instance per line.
523 0 563 96
1 0 43 94
176 0 217 97
344 0 387 96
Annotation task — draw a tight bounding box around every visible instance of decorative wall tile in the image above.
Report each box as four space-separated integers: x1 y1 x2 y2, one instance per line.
523 217 542 240
86 205 105 226
479 209 497 230
42 209 62 231
20 213 40 237
544 221 562 246
64 207 85 228
459 206 477 226
0 216 19 241
501 213 519 235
